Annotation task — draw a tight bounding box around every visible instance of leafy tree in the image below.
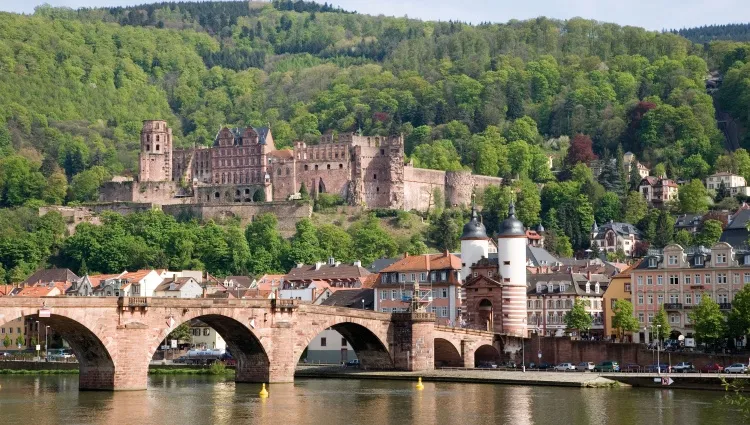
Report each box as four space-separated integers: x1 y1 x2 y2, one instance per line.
348 214 398 265
728 286 750 342
428 209 463 251
714 181 731 202
167 322 191 343
564 134 597 168
652 305 671 342
2 334 10 349
504 116 539 143
515 179 541 227
317 224 353 262
695 219 724 247
564 299 593 338
689 294 727 350
612 299 640 340
69 166 111 203
653 210 675 248
286 218 322 266
678 179 710 214
15 333 24 348
623 191 648 224
595 192 622 224
412 140 463 171
682 154 711 180
674 229 693 247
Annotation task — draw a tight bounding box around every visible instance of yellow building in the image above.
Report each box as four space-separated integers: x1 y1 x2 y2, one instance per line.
602 261 640 342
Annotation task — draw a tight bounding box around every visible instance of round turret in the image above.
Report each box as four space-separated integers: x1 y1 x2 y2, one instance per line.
461 206 487 240
498 202 525 237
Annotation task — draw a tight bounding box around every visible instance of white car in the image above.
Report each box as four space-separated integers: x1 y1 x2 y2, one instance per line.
554 363 576 372
724 363 748 374
577 362 595 371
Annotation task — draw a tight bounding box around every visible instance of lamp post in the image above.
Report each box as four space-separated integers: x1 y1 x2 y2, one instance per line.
35 320 39 360
521 317 527 373
45 325 50 362
656 324 661 375
362 299 365 310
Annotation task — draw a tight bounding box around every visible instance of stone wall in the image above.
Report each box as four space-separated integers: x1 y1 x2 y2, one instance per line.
403 167 446 211
161 201 312 235
445 170 474 207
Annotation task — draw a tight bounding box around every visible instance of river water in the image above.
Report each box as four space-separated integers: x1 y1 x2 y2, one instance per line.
0 375 739 425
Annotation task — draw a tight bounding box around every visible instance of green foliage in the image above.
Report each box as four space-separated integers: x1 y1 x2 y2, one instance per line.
727 286 750 340
678 179 710 214
167 323 191 343
612 299 640 339
674 229 693 247
695 219 724 247
689 295 727 349
412 140 464 171
2 334 10 348
564 299 593 337
427 209 463 252
315 193 344 211
348 213 398 265
652 305 671 339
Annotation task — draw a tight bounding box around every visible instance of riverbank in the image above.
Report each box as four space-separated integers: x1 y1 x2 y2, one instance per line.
0 361 234 375
295 367 621 388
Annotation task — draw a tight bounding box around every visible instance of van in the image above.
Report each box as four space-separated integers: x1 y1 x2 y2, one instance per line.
594 361 620 372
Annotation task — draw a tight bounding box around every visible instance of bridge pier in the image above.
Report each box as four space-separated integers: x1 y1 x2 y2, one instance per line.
391 313 435 371
461 340 475 368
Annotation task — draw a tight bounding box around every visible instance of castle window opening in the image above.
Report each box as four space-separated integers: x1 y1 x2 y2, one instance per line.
277 168 282 175
315 165 319 170
373 174 377 180
206 194 210 201
236 190 241 196
339 164 343 169
376 187 380 192
327 164 331 169
304 165 309 171
156 135 160 142
146 145 150 151
380 149 384 155
245 189 250 195
286 168 290 175
214 192 220 199
156 144 160 152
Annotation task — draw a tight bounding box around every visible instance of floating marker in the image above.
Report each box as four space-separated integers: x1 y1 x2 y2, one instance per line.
259 383 269 398
416 377 424 390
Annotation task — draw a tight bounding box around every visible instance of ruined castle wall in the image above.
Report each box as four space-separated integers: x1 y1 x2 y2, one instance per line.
99 181 187 204
472 175 504 195
99 181 136 202
270 160 297 201
360 145 393 208
445 170 474 207
195 184 270 204
402 167 446 211
295 161 352 199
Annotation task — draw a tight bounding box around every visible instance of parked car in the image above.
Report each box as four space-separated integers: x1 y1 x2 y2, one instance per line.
577 362 595 371
346 359 360 368
477 361 498 369
672 362 695 373
622 363 642 373
537 362 553 370
554 363 576 372
645 363 669 373
0 352 11 357
173 356 187 364
501 361 517 369
724 363 748 374
700 363 724 373
593 361 620 372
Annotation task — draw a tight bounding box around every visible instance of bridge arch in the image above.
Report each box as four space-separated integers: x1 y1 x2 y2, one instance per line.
474 344 501 367
1 312 116 390
296 319 393 370
434 337 462 368
149 312 271 383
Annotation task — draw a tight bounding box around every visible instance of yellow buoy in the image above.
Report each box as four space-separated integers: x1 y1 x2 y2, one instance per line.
259 383 269 398
416 377 424 390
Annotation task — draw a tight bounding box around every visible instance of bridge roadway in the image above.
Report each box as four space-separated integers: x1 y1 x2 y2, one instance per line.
0 296 497 390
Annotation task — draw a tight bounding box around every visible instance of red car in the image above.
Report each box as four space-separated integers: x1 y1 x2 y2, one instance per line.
700 363 724 373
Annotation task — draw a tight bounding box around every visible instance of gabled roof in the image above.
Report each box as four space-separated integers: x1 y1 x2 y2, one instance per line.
214 126 271 146
380 252 461 273
368 257 399 273
224 275 252 288
23 268 79 285
253 274 285 290
285 263 371 281
592 222 642 239
154 277 200 292
15 286 62 297
526 246 560 267
320 288 374 309
268 149 293 160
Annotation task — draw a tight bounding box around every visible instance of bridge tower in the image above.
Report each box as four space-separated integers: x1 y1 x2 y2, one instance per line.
460 199 489 284
497 201 527 337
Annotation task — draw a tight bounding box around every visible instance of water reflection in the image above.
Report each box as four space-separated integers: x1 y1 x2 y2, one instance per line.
0 375 739 425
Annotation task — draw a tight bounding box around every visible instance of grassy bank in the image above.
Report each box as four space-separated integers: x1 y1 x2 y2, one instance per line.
0 369 78 375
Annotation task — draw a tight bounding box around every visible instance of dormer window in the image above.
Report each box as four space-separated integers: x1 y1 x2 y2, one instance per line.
695 256 703 266
536 283 542 293
668 255 677 265
586 282 591 293
595 283 600 294
649 257 657 268
560 283 566 292
745 254 750 264
716 253 727 264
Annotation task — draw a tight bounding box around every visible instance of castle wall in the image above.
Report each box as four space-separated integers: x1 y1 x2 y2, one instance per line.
194 184 270 204
269 160 297 201
445 170 474 207
99 181 187 204
472 175 505 192
403 167 446 211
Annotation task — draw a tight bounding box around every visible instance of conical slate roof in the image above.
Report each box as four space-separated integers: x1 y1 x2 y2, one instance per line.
498 202 525 237
461 205 487 239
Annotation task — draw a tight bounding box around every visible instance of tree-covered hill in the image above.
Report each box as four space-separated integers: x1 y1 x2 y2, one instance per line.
674 23 750 43
0 1 747 205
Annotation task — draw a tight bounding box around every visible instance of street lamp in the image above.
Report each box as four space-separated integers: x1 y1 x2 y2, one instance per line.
35 320 39 359
656 324 661 374
45 325 50 362
362 299 365 310
521 317 527 373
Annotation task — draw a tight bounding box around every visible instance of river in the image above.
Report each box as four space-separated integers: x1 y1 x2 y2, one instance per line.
0 375 740 425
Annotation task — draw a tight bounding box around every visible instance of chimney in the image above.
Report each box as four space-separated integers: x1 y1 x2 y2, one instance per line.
353 260 362 267
587 270 592 281
296 263 304 269
315 262 323 270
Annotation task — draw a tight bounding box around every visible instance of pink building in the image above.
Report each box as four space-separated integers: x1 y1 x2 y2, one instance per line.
631 242 749 343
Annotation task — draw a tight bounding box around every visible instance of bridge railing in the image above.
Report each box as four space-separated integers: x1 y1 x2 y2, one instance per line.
120 297 148 308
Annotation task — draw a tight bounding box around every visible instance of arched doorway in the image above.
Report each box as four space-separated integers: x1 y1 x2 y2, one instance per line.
478 299 493 331
318 178 326 194
298 322 393 370
474 344 500 367
434 338 462 368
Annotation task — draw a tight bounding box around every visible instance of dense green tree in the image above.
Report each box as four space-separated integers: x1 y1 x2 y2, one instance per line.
674 229 693 247
653 210 675 248
694 219 724 247
652 305 671 342
595 192 622 224
167 323 191 343
564 299 593 338
689 295 727 350
348 214 398 265
287 218 322 266
678 179 710 214
428 209 463 252
69 166 111 203
612 299 640 340
623 191 648 224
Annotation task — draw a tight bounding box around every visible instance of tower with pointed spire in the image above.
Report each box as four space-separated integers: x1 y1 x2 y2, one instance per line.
497 201 527 337
460 197 489 284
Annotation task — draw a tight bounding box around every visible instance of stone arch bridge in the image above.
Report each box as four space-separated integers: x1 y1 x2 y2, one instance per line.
0 297 496 390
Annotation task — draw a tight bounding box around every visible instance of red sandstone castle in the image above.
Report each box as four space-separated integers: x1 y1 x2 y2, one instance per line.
101 120 503 211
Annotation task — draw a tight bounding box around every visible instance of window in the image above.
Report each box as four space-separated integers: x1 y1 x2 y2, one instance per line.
668 255 677 265
685 293 692 305
381 308 388 313
669 275 679 285
321 337 327 347
639 312 645 323
695 274 701 285
718 273 727 284
647 276 653 285
705 274 712 284
695 256 703 266
718 293 729 303
637 276 643 286
342 338 347 347
430 271 436 282
441 271 447 281
745 273 750 284
716 253 727 264
669 294 679 303
657 294 664 305
685 275 691 285
380 290 387 300
440 306 449 317
399 273 406 283
649 258 657 267
203 328 210 336
391 289 397 300
648 312 654 323
441 288 448 298
488 271 493 277
638 294 644 305
647 294 653 305
657 275 663 285
420 273 426 282
504 261 511 266
670 314 680 324
625 283 631 292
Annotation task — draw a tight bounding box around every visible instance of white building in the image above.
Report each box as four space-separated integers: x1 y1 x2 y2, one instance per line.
153 277 203 298
189 319 226 350
590 221 643 256
302 328 357 364
706 172 750 196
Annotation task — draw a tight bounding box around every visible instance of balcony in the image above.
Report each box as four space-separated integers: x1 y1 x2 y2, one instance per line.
719 303 732 310
690 285 705 290
664 303 683 310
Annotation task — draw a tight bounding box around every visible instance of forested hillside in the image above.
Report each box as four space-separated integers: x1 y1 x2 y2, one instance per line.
675 24 750 43
0 1 749 280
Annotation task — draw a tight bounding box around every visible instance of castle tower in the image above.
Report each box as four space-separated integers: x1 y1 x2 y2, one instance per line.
498 202 527 337
139 120 173 182
460 201 489 283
